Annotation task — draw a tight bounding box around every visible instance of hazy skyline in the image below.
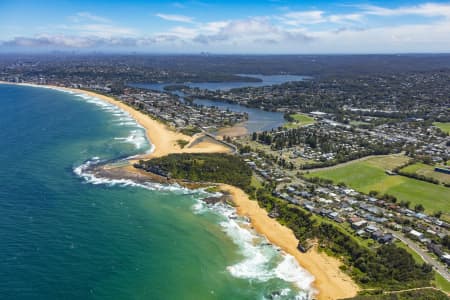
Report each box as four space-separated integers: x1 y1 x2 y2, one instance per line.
2 0 450 53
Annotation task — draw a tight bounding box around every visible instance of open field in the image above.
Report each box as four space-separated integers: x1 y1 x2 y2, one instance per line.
305 155 450 216
401 163 450 185
284 113 315 129
433 122 450 134
434 272 450 294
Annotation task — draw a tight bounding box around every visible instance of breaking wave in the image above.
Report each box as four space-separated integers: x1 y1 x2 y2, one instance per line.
73 159 192 194
192 200 316 299
114 129 148 150
73 158 316 299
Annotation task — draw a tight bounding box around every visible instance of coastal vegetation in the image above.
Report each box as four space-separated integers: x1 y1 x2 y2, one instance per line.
179 126 202 136
135 153 437 292
176 139 189 149
5 54 450 298
344 288 449 300
135 153 253 191
255 188 435 291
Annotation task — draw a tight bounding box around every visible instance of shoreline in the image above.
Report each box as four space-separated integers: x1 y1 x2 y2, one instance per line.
0 81 231 159
0 81 359 299
220 184 359 300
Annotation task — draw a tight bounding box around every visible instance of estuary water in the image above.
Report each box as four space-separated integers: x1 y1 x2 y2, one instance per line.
132 74 308 132
0 84 315 299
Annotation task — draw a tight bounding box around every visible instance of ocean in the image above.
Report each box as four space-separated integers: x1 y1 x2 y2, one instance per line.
0 84 314 299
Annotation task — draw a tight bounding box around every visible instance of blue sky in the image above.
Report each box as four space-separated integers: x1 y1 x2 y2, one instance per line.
1 0 450 53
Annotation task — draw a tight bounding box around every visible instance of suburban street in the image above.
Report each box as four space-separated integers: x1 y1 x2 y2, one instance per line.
387 229 450 282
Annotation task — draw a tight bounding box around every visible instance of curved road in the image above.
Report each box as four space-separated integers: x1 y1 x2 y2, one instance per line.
387 229 450 282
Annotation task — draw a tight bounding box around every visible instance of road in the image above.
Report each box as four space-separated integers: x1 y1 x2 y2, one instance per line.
387 229 450 282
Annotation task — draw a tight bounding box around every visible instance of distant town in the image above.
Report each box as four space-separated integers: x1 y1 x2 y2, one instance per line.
1 54 449 294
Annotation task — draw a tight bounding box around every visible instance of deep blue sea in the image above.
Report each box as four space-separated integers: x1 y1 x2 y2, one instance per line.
0 84 314 299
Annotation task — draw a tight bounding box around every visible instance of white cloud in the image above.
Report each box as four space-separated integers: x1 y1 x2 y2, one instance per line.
359 3 450 18
3 2 450 53
163 18 313 46
60 12 137 38
281 10 363 26
70 24 137 37
155 13 194 23
68 12 111 23
0 33 162 49
282 10 325 25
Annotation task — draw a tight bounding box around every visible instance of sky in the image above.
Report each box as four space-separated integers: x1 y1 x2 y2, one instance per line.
1 0 450 53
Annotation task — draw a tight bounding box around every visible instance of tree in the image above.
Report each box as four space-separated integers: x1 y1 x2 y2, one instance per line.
414 204 425 213
433 211 442 218
400 200 410 209
252 132 257 141
369 190 379 197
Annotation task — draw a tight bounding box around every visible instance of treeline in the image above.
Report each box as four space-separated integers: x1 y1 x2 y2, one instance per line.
252 126 400 169
135 153 252 191
344 289 448 299
397 171 440 185
254 127 399 154
393 160 443 185
135 152 436 291
256 188 434 290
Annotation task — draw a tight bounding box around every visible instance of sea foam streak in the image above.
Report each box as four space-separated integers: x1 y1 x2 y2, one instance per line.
193 200 316 299
51 83 316 299
42 85 150 151
16 83 315 299
74 160 315 299
74 159 193 194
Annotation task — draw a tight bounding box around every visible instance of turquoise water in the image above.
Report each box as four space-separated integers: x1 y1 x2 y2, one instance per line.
0 84 314 299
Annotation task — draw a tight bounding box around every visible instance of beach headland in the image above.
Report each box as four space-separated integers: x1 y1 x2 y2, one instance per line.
0 81 358 299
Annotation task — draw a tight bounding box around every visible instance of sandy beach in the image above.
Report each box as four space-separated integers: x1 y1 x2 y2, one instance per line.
215 123 249 137
220 184 359 300
1 81 359 299
0 82 231 158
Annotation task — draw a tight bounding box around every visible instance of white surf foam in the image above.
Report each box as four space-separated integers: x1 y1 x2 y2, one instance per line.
194 200 316 299
73 159 315 299
74 159 192 194
8 84 155 156
114 129 147 149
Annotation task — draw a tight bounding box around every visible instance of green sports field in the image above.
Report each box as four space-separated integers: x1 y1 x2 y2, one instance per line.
433 122 450 134
401 162 450 185
305 155 450 216
284 113 315 129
